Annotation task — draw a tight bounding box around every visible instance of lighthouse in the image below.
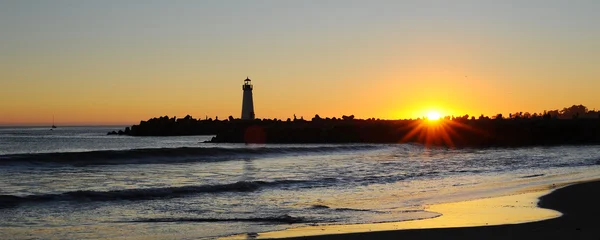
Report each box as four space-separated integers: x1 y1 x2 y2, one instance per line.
241 77 255 120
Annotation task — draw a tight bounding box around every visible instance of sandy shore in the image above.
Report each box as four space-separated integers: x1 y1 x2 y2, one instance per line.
275 180 600 240
222 180 600 240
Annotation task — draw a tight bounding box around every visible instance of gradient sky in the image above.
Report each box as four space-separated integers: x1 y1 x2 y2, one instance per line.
1 0 599 125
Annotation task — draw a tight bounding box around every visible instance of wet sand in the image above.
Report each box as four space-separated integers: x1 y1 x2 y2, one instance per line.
277 180 600 240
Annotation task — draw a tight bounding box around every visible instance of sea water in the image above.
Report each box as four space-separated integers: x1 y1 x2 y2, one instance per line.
1 126 599 239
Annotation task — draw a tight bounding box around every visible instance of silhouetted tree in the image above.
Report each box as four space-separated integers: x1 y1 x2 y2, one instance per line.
560 105 588 119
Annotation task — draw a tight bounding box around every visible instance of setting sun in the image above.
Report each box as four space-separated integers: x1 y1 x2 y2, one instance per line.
427 111 442 121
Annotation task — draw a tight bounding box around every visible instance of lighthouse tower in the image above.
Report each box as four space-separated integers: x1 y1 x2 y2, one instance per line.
241 77 255 120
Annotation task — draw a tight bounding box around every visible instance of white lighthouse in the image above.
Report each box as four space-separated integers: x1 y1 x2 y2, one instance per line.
241 77 255 120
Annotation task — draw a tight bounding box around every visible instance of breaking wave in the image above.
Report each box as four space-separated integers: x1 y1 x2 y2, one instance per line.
0 145 382 166
0 180 310 209
126 214 306 224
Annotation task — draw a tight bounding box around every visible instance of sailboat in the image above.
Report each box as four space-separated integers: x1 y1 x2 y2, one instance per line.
51 116 57 129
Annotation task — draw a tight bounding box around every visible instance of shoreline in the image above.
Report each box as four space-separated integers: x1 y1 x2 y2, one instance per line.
223 179 600 239
112 117 600 148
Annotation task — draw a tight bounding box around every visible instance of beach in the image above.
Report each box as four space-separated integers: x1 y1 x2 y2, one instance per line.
2 127 600 239
259 180 600 240
4 1 600 239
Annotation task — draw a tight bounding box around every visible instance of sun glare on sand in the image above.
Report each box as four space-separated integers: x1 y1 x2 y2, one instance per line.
426 111 442 121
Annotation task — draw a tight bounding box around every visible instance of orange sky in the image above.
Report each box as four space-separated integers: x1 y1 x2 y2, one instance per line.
1 1 599 125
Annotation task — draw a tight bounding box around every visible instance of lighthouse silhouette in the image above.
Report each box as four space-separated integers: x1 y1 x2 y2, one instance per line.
241 77 255 120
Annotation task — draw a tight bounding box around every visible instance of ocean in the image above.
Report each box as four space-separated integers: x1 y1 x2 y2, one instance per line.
0 126 599 239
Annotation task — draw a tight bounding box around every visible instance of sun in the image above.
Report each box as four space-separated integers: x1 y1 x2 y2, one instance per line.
426 111 441 121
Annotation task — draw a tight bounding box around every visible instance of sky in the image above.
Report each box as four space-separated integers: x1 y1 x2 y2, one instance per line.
1 0 599 125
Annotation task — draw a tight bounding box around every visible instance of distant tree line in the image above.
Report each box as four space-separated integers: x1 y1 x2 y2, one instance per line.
108 105 600 147
495 105 599 120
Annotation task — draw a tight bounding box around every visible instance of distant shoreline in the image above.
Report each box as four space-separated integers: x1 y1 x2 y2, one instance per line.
109 117 600 148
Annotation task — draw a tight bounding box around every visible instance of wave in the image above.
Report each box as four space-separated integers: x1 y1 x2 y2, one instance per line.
125 214 306 224
520 174 545 179
0 145 382 166
309 204 396 213
0 180 309 209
